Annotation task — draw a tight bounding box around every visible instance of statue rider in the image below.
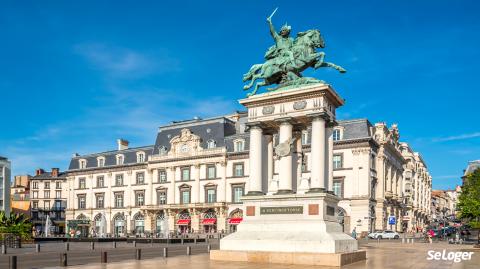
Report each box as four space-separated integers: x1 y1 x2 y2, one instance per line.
266 15 297 69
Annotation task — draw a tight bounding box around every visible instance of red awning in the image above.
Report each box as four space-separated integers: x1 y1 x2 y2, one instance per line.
228 218 243 224
202 218 216 225
177 219 191 225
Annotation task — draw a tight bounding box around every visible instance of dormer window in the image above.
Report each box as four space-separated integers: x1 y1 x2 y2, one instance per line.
79 159 87 169
333 129 342 141
207 139 216 149
234 139 245 152
137 152 145 163
116 154 124 165
97 157 105 167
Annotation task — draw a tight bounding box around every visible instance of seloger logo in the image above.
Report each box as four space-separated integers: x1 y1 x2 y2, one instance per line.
427 250 474 263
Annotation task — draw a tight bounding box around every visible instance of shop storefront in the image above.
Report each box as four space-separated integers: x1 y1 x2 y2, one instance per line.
201 209 217 233
228 209 243 233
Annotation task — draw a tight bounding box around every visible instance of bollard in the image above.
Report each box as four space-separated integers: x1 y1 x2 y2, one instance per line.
65 242 70 251
187 246 191 255
163 247 168 258
91 242 95 250
194 237 197 244
36 243 41 252
112 241 117 248
60 253 68 267
101 251 107 263
411 238 414 244
133 241 137 247
9 255 17 269
2 245 7 254
207 244 211 253
150 238 154 247
377 238 380 244
181 238 184 245
402 238 405 244
135 249 141 260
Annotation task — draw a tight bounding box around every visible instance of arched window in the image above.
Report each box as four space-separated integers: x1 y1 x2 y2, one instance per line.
207 139 216 149
333 129 342 141
79 159 87 169
116 154 124 165
156 211 168 237
233 139 245 152
133 213 145 235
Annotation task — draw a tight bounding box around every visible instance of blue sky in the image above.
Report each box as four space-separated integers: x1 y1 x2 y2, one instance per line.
0 0 478 190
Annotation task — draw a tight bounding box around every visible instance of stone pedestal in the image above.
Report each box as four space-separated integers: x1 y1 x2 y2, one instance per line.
211 83 364 266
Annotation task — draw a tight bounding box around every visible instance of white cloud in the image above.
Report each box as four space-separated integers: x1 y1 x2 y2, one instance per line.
432 132 480 142
74 43 180 78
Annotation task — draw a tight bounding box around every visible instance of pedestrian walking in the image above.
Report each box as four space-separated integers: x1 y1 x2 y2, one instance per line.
351 228 357 240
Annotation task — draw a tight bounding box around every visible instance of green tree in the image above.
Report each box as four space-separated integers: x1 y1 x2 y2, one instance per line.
458 168 480 228
0 211 33 240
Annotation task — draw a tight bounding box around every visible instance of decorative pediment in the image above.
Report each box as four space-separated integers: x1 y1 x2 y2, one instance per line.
169 128 203 155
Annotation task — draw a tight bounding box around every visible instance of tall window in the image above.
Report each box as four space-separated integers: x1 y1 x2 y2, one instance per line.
333 129 341 141
96 194 104 209
207 165 216 179
301 131 309 145
232 185 244 203
32 181 39 189
44 182 50 189
135 191 145 206
44 190 50 198
32 191 38 198
79 177 86 189
158 169 167 183
180 188 191 204
115 174 123 186
181 167 190 181
55 190 62 199
78 195 86 209
97 157 105 167
44 200 50 209
97 176 104 187
333 180 343 198
233 163 244 177
333 155 343 169
32 201 38 209
136 172 145 184
234 140 245 152
207 139 216 149
55 182 61 189
157 190 167 205
114 193 124 208
206 188 216 203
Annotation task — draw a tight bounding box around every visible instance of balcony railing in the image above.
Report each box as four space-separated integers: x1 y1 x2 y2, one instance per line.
31 207 66 212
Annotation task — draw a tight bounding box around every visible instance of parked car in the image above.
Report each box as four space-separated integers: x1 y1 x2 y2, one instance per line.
367 231 383 239
368 230 400 239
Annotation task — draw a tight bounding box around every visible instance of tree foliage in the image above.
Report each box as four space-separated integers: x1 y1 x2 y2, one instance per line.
458 168 480 228
0 211 32 240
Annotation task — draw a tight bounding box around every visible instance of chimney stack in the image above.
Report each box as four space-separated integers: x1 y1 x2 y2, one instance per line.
36 168 45 176
117 139 129 150
51 168 59 177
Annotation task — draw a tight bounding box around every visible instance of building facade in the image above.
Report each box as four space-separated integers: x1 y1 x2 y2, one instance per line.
399 143 432 231
0 156 11 215
11 175 31 216
65 113 431 237
30 168 67 235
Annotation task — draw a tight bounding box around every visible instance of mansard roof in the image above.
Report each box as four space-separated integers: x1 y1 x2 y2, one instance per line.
337 118 374 140
68 145 154 171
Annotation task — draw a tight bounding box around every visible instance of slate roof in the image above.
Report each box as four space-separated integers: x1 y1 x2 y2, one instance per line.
31 171 68 180
68 145 154 170
337 118 373 140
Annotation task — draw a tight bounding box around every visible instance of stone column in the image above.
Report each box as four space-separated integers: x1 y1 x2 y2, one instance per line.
247 124 263 195
310 116 326 192
326 125 334 193
193 164 201 203
277 120 293 194
266 135 274 190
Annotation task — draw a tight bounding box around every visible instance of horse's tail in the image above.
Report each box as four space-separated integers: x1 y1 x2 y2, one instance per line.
243 64 263 82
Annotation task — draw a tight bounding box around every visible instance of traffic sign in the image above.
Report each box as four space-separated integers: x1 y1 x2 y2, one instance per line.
388 216 396 225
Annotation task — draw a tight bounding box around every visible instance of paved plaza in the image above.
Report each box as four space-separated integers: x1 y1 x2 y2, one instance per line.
1 240 478 269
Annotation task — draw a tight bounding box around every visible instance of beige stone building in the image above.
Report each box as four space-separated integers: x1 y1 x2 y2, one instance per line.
10 175 31 216
65 113 431 237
